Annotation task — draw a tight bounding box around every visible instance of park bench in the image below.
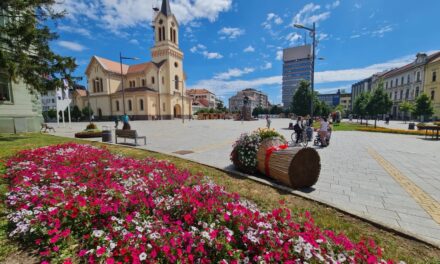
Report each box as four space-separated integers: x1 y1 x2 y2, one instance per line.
419 125 440 140
115 130 146 146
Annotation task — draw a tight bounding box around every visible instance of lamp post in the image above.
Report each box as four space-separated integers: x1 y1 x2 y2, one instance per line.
294 22 316 117
119 52 139 115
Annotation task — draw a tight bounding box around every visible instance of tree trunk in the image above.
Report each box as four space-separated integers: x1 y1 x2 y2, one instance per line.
374 119 377 128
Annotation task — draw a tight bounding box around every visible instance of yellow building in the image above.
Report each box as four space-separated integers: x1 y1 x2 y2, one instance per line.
79 0 191 120
339 93 352 114
424 56 440 119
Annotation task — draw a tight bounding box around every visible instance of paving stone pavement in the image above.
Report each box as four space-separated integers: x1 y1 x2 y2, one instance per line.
50 119 440 246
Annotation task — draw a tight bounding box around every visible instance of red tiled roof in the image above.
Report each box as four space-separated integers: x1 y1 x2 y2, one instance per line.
75 89 87 97
92 56 156 75
187 89 213 95
127 62 155 74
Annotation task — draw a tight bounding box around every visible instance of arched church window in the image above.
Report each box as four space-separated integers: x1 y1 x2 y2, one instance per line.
139 99 144 111
116 100 120 111
173 29 176 44
174 75 179 90
158 27 162 41
170 27 173 42
162 76 165 85
162 27 165 41
128 100 132 111
151 77 155 84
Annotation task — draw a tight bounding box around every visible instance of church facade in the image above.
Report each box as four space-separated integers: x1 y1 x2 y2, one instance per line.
80 0 192 120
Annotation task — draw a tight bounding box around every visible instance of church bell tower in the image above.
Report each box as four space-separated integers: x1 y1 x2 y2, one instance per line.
151 0 184 96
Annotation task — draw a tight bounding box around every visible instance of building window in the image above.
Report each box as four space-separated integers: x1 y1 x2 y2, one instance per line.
142 79 146 86
162 102 165 111
173 29 176 44
158 27 162 41
400 90 403 100
394 91 397 100
416 72 421 82
151 77 155 84
401 77 404 86
116 100 120 111
396 78 399 86
139 99 144 111
431 91 435 100
128 100 132 111
162 26 165 41
174 75 179 90
0 71 12 102
100 78 103 92
433 71 437 82
407 74 410 84
405 89 409 99
415 87 420 98
162 76 165 85
385 82 388 89
391 80 393 87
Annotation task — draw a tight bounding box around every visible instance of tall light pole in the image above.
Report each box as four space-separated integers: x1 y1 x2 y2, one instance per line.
294 22 316 117
119 52 139 115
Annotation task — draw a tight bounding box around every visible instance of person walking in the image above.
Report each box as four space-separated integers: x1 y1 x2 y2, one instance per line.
114 116 119 129
266 115 271 129
294 116 304 143
122 114 130 130
319 117 329 147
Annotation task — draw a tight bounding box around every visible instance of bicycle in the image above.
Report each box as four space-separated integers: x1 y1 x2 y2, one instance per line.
291 129 309 148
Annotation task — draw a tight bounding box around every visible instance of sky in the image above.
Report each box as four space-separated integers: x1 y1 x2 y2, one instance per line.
49 0 440 106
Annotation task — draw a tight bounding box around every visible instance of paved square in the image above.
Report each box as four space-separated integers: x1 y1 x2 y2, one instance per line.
51 119 440 246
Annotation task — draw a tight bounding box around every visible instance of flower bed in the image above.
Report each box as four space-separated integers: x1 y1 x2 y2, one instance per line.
4 144 396 263
357 127 435 136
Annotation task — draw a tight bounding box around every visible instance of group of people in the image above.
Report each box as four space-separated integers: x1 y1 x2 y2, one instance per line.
114 114 131 130
292 115 332 147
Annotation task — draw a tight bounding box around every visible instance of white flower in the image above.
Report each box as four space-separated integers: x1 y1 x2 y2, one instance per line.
92 230 104 238
139 252 147 261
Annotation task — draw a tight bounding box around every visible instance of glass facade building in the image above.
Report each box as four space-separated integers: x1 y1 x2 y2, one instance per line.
282 45 312 108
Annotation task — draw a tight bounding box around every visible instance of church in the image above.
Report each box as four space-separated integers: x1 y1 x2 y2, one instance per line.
78 0 192 120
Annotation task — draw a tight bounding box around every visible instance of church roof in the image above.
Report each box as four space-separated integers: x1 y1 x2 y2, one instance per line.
161 0 172 16
187 89 214 95
91 56 155 76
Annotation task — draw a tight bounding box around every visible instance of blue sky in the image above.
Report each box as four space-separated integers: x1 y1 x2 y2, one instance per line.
50 0 440 106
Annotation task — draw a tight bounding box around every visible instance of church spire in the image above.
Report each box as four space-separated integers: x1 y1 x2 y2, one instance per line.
161 0 172 16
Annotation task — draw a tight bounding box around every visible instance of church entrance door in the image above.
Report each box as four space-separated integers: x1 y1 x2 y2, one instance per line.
174 104 182 118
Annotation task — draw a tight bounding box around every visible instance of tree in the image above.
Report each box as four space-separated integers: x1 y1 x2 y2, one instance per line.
82 106 93 119
46 109 57 119
399 101 415 123
270 105 283 115
413 93 434 122
216 100 227 112
314 100 331 117
71 105 82 121
366 84 393 128
291 80 312 117
353 92 370 125
0 1 77 94
252 106 264 117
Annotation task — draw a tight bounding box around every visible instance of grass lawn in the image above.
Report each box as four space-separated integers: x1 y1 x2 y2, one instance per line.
1 133 440 263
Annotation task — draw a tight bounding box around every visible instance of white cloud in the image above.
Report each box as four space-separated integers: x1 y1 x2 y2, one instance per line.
57 25 91 37
317 33 328 41
214 67 255 80
350 34 361 39
218 27 245 39
243 45 255 53
261 62 272 70
57 40 87 52
286 32 302 45
129 39 140 45
371 25 393 37
55 0 232 31
190 44 223 59
262 13 284 30
190 53 423 97
354 3 362 9
276 50 283 61
292 3 331 27
326 0 340 10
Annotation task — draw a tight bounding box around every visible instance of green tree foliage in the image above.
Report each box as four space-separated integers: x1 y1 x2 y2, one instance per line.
413 93 434 121
46 108 57 119
0 1 77 93
216 100 227 112
353 92 370 125
269 105 283 115
291 80 312 116
399 101 415 123
82 106 93 118
71 105 82 121
314 100 331 117
366 84 393 128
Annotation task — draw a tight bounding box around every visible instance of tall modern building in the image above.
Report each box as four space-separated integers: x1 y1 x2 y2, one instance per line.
282 45 312 108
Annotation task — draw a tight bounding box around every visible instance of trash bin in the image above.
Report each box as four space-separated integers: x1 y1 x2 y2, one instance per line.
408 123 415 130
102 126 112 143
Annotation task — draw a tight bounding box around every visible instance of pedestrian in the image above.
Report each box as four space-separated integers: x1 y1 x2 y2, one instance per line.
294 117 304 143
114 116 119 129
122 114 131 130
266 115 271 129
319 117 329 147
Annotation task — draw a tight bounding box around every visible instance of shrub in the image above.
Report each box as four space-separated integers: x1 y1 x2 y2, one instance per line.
86 123 98 130
434 122 440 126
416 123 426 130
357 127 435 136
230 132 261 174
74 130 102 138
5 144 397 263
256 128 286 142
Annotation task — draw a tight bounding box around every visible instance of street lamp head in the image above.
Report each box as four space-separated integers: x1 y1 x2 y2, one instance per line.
294 24 305 29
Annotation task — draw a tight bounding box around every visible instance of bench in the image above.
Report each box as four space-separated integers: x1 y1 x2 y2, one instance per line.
115 130 146 146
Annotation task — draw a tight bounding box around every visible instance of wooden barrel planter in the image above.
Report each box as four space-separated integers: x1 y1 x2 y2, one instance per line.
257 139 320 189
